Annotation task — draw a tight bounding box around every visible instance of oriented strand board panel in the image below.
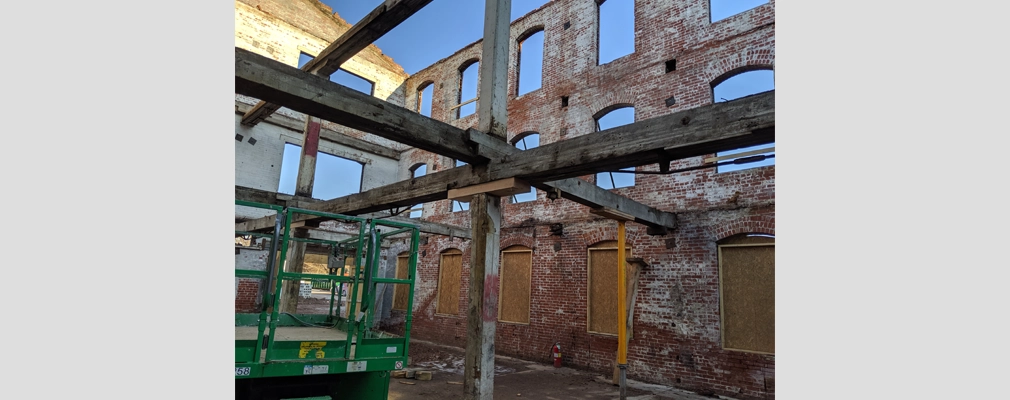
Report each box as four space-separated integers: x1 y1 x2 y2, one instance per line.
499 249 532 323
436 250 462 315
303 253 329 275
392 254 410 310
720 244 775 353
589 249 619 334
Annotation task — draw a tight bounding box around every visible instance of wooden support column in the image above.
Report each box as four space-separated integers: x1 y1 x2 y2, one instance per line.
280 227 309 313
465 1 510 399
295 118 321 197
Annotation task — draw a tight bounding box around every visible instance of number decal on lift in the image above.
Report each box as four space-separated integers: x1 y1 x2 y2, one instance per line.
235 367 252 376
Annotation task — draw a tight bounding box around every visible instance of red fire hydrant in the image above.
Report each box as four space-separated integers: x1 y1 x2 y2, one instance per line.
552 343 562 368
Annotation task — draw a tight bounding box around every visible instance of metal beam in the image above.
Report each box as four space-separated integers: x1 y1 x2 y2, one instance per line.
234 186 471 239
236 47 487 164
241 0 435 126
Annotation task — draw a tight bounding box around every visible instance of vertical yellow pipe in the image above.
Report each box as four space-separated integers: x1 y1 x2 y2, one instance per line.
617 220 627 364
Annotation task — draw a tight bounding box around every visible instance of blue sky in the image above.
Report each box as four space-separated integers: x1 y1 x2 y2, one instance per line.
279 0 773 200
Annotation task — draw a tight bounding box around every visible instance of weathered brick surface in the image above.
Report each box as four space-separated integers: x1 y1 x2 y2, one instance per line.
396 1 776 399
232 1 775 399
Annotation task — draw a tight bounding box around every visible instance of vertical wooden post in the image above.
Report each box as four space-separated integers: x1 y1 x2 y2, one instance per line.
281 227 309 314
295 117 321 197
283 117 320 313
464 1 510 399
617 220 628 399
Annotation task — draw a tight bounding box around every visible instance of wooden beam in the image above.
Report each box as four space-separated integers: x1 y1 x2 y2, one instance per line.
295 118 321 197
590 207 635 222
236 47 487 164
241 0 434 126
231 91 771 233
234 186 472 239
447 177 529 201
482 91 775 183
465 1 511 398
235 101 400 160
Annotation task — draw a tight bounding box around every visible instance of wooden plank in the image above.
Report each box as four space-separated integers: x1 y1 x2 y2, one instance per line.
241 0 435 126
498 248 531 324
588 247 619 335
719 244 775 354
590 207 635 222
447 177 530 201
234 186 472 239
436 250 463 315
392 254 410 311
236 47 486 164
235 101 400 160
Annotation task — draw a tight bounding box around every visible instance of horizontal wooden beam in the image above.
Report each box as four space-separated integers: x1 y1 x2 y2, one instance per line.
236 47 487 164
232 85 771 233
241 0 434 127
447 177 530 201
464 128 678 230
235 101 400 160
234 186 471 239
477 91 775 184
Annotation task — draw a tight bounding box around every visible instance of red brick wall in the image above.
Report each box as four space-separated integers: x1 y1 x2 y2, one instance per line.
391 1 776 399
235 278 262 313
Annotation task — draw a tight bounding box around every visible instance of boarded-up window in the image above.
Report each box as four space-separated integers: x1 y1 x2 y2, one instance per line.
588 241 631 335
436 249 463 316
392 252 411 311
718 234 775 354
499 245 532 324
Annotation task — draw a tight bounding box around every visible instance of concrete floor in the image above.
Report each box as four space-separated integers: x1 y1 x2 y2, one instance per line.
389 339 736 400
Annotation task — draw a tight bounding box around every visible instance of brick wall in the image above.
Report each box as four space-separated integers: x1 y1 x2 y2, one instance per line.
392 1 776 399
232 0 775 398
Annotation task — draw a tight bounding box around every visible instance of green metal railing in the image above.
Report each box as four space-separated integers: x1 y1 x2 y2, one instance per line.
235 201 419 378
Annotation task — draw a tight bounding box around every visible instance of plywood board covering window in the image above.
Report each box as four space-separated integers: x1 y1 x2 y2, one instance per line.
436 249 463 316
588 241 631 335
392 253 410 311
499 246 532 324
718 235 775 354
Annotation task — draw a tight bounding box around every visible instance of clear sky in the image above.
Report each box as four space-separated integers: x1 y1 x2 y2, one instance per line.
280 0 774 200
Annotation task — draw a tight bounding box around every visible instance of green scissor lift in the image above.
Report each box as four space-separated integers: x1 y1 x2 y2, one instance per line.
235 201 419 400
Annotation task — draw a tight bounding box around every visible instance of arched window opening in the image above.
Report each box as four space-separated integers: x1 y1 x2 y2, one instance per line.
510 133 540 203
456 60 480 119
594 106 635 189
417 82 434 117
712 68 775 173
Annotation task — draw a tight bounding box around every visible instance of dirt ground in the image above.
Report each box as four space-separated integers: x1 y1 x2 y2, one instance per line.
389 340 732 400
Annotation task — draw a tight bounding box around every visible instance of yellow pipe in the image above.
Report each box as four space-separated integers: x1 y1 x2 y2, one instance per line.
617 220 627 364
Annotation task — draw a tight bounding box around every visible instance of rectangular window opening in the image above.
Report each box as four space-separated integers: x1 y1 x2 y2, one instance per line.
598 0 635 65
331 68 374 96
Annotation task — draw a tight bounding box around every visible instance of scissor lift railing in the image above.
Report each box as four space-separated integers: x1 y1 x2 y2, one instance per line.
235 201 419 399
